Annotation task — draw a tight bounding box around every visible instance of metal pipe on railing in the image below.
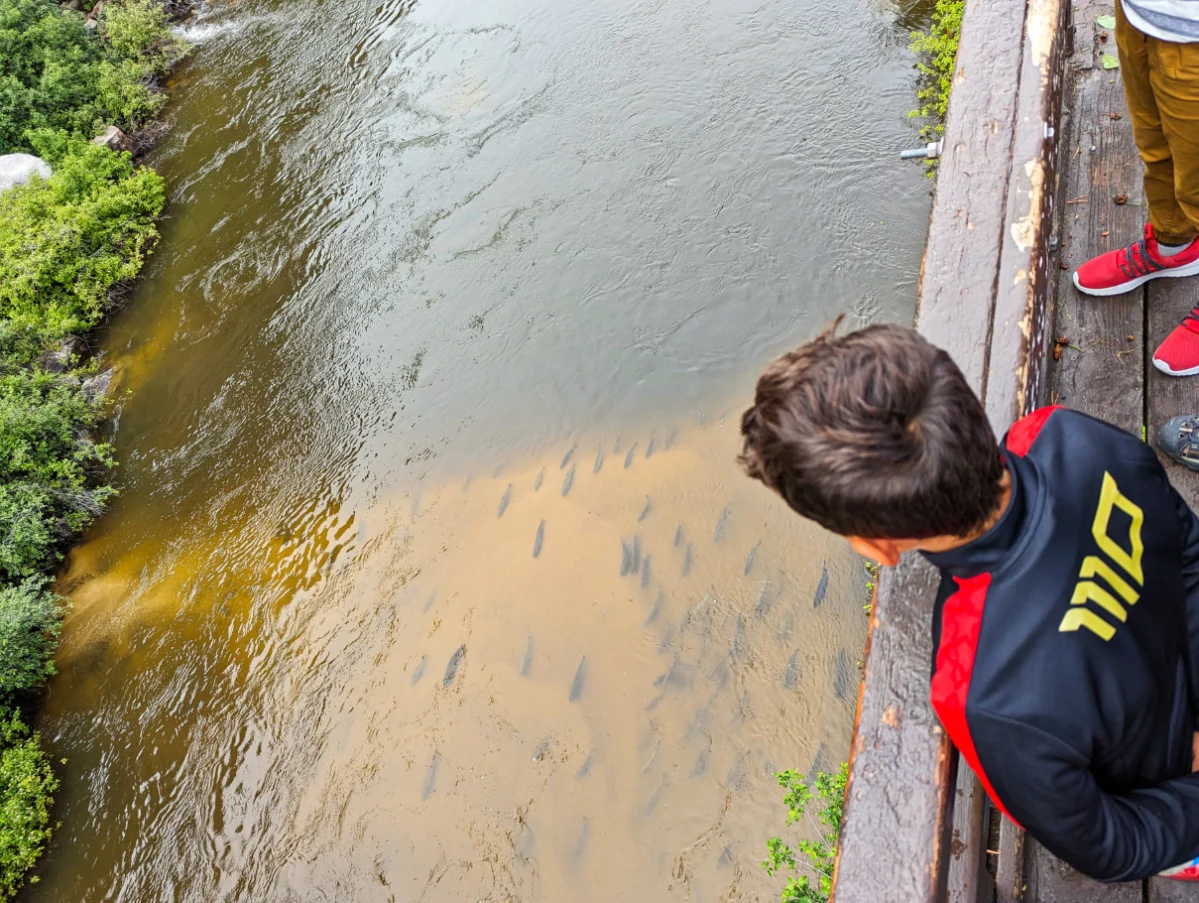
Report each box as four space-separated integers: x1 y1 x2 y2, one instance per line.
899 139 944 160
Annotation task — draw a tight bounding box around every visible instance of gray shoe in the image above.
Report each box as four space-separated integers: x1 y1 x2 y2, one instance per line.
1158 415 1199 470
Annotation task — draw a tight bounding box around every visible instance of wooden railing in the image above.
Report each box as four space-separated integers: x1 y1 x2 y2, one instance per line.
829 0 1071 900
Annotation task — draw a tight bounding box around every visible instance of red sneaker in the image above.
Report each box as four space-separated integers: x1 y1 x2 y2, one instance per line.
1073 224 1199 296
1153 309 1199 376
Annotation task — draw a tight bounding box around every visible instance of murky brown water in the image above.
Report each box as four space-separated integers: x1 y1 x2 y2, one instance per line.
28 0 930 899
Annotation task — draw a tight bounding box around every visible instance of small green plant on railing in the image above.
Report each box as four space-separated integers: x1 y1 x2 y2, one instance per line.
863 560 878 616
763 763 848 903
909 0 965 172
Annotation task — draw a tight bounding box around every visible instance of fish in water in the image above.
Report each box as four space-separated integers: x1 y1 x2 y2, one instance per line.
561 463 576 497
777 605 799 643
421 753 439 800
717 847 734 869
569 656 587 701
684 696 714 742
784 650 802 689
576 750 596 778
613 436 623 453
497 483 512 518
423 590 437 613
624 444 638 468
725 751 750 792
665 428 679 450
645 437 655 458
713 507 730 542
673 524 683 547
834 648 853 700
744 541 761 576
638 496 652 522
593 446 604 473
813 563 828 608
533 520 545 558
520 636 534 676
620 539 633 576
533 468 544 491
810 743 828 779
560 443 577 469
682 543 693 577
645 590 662 625
411 655 427 685
443 644 466 685
572 817 590 861
641 773 667 816
641 554 652 589
753 580 774 619
729 615 745 660
690 747 709 777
631 535 641 573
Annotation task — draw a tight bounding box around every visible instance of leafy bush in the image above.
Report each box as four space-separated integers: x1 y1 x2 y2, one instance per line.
0 0 183 154
763 763 848 903
0 138 165 336
0 366 115 579
910 0 965 146
0 708 58 899
0 579 63 693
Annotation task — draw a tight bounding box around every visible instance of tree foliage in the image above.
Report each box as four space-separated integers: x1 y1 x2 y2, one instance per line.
0 138 164 336
0 708 58 899
763 763 848 903
910 0 965 160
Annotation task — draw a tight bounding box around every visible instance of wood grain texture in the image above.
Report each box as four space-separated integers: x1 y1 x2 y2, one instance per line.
995 816 1026 903
946 764 989 903
1147 873 1199 902
1025 847 1142 903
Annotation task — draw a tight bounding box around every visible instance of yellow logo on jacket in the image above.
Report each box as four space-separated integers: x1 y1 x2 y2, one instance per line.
1059 472 1145 641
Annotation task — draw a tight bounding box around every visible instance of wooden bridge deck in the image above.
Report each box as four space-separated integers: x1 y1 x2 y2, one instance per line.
830 0 1199 900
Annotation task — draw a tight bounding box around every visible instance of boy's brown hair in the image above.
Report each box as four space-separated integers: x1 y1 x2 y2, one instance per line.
739 321 1005 539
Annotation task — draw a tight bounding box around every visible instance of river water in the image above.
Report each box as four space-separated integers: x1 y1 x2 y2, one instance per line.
30 0 929 899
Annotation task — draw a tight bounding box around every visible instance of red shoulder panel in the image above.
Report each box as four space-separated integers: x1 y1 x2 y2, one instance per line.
1005 405 1065 457
929 572 1018 823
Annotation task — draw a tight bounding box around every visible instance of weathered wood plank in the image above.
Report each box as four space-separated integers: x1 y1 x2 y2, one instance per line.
1147 873 1199 902
1048 0 1144 429
995 815 1026 903
1147 278 1199 505
946 764 989 903
1025 847 1142 903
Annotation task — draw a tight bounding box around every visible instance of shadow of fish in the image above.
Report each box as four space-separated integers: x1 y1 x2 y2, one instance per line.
569 656 587 701
724 751 750 792
613 436 623 453
717 846 734 869
653 656 693 691
560 444 577 469
810 743 828 779
638 496 652 522
684 696 713 742
461 473 473 492
645 590 662 625
682 543 693 577
411 656 427 685
497 484 512 518
631 535 641 573
620 539 632 576
520 636 533 676
753 580 775 619
665 427 678 450
729 615 745 660
533 468 544 491
561 463 576 497
690 747 709 777
443 645 465 685
576 749 596 778
572 817 590 861
645 437 655 458
517 824 535 860
743 541 760 576
533 520 545 558
713 507 730 542
784 650 801 690
777 605 799 643
624 443 638 468
421 753 439 800
834 648 852 700
813 563 828 608
673 524 683 547
493 462 508 478
593 446 604 473
641 774 667 816
423 590 437 613
641 554 652 589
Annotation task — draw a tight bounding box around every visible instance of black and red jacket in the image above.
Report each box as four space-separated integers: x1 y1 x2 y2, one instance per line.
923 405 1199 882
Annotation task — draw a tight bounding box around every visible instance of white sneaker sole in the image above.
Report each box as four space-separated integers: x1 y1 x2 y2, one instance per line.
1153 357 1199 377
1073 255 1199 297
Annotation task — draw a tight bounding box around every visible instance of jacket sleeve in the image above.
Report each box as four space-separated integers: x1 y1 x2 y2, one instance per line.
971 710 1199 882
1168 481 1199 618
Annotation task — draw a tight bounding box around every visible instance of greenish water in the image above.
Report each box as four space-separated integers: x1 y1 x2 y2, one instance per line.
27 0 930 899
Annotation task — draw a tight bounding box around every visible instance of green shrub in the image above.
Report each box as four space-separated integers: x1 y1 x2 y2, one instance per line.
0 138 165 336
910 0 965 148
0 0 182 153
0 579 63 694
0 366 115 578
0 708 58 900
763 763 848 903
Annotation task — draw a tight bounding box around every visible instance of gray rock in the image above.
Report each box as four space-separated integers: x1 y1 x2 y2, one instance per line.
37 336 83 373
92 125 131 153
81 369 114 402
0 154 51 194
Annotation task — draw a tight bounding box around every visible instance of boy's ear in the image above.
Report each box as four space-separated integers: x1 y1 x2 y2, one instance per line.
849 536 903 568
